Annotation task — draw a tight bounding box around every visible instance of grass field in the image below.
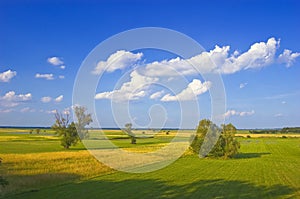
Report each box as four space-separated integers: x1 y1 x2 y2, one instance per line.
1 128 300 198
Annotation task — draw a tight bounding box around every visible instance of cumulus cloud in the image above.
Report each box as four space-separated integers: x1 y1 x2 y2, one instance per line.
161 79 211 101
93 38 299 103
41 96 52 103
0 70 17 82
35 73 54 80
224 109 255 118
278 49 300 67
96 38 298 77
60 65 66 69
54 95 63 102
150 90 165 99
239 82 248 89
47 57 64 66
92 50 143 74
95 70 158 101
0 91 32 107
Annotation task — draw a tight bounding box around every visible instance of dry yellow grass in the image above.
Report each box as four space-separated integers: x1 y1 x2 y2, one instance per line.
1 151 114 195
123 143 168 153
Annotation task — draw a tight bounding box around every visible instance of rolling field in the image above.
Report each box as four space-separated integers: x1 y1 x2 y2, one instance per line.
0 129 300 198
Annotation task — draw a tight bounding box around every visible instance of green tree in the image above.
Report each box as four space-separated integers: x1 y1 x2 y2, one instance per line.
123 123 136 144
73 106 93 139
191 119 240 158
190 119 212 154
221 123 240 158
52 112 79 149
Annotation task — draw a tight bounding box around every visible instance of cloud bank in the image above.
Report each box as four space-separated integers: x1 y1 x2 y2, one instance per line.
94 38 299 102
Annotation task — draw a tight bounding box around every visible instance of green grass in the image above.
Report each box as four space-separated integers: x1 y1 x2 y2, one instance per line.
1 129 300 198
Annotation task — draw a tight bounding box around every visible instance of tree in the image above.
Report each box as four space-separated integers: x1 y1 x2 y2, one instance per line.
123 123 136 144
220 123 240 158
190 119 212 154
73 106 93 139
52 112 79 149
191 119 240 158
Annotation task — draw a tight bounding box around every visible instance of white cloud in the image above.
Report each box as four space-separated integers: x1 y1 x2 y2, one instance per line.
92 50 143 74
220 38 279 73
47 57 64 66
0 91 32 107
278 49 300 67
20 107 35 113
92 38 299 78
239 82 248 89
59 75 65 79
35 73 54 80
141 37 288 76
0 108 13 113
93 38 299 104
224 109 255 118
274 113 283 117
150 90 165 99
60 65 66 69
0 70 17 82
281 101 286 104
95 70 158 101
2 91 32 101
54 95 63 103
41 96 52 103
133 37 300 78
47 109 58 114
161 79 211 101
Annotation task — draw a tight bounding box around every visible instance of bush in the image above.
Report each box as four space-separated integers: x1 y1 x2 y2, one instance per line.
247 135 251 138
282 135 287 138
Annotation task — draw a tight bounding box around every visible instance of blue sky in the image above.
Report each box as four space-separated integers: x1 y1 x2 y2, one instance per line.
0 0 299 129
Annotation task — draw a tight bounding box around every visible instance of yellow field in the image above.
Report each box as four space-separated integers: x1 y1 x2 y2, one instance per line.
1 151 114 195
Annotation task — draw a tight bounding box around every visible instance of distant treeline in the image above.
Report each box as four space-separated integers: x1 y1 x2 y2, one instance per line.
249 127 300 134
0 126 50 129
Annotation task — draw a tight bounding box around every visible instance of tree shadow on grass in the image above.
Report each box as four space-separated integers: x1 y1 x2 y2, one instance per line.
1 173 81 198
234 152 271 159
7 178 296 199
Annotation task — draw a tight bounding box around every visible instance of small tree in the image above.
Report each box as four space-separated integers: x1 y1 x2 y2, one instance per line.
52 112 79 149
123 123 136 144
73 106 93 139
36 128 40 134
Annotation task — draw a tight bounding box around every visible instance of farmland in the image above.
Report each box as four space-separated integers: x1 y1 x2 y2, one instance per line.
0 128 300 198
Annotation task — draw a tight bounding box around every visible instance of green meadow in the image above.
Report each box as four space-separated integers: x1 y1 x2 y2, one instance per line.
0 128 299 198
